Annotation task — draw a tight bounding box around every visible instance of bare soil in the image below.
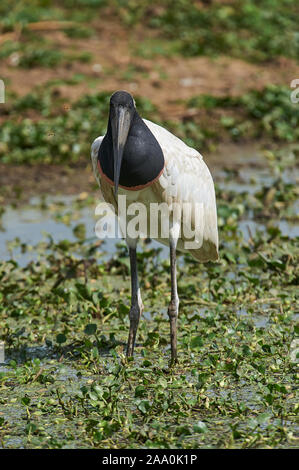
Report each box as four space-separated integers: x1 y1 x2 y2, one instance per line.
1 17 298 203
2 19 299 120
0 142 269 205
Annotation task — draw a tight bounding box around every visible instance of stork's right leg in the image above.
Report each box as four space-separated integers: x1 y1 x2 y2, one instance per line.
126 246 143 357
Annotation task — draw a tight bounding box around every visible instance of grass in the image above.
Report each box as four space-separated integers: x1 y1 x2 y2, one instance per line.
0 89 159 164
186 85 299 144
0 0 298 450
135 0 299 62
0 38 92 68
1 1 298 63
0 84 298 165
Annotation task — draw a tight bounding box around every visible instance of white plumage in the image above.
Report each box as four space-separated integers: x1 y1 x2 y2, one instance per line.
91 118 218 262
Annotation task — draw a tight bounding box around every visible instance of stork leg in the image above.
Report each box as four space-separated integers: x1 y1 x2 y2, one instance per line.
126 246 143 357
168 232 179 365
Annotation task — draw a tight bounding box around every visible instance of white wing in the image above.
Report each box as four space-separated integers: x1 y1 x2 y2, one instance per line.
91 135 104 190
144 119 219 262
143 118 201 162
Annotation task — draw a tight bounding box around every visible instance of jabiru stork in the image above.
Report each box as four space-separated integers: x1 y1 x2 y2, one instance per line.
91 90 218 364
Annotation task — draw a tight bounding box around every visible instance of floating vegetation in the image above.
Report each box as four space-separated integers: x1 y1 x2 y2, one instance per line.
0 150 298 448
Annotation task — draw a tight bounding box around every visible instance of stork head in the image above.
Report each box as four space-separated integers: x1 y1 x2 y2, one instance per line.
109 90 136 196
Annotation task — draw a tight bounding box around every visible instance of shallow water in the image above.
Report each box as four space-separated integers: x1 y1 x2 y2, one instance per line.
0 157 298 266
0 195 172 265
1 199 298 266
239 219 299 241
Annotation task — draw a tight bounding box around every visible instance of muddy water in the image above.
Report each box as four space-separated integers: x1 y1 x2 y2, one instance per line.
0 194 172 265
1 172 298 266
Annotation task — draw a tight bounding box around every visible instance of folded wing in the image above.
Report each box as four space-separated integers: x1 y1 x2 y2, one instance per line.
144 119 219 262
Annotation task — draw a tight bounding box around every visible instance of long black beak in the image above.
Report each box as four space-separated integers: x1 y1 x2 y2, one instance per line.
111 106 132 196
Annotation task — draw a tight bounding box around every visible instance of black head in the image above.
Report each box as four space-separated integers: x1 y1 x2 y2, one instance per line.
110 90 135 109
109 91 136 196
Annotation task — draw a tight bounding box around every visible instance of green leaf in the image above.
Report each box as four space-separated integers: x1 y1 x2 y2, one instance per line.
193 421 207 434
135 385 146 398
136 400 151 414
142 360 152 367
56 333 66 344
21 396 31 406
190 336 203 349
176 425 191 436
84 323 97 335
257 412 271 424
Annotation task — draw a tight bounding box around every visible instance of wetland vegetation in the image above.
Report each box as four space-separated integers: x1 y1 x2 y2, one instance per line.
0 0 298 449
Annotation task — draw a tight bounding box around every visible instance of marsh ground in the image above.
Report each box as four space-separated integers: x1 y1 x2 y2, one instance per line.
0 1 298 449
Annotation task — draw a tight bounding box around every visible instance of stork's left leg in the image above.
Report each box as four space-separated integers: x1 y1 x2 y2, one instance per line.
126 246 143 357
168 231 179 365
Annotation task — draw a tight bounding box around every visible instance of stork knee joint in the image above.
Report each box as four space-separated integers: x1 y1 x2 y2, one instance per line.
168 301 178 320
